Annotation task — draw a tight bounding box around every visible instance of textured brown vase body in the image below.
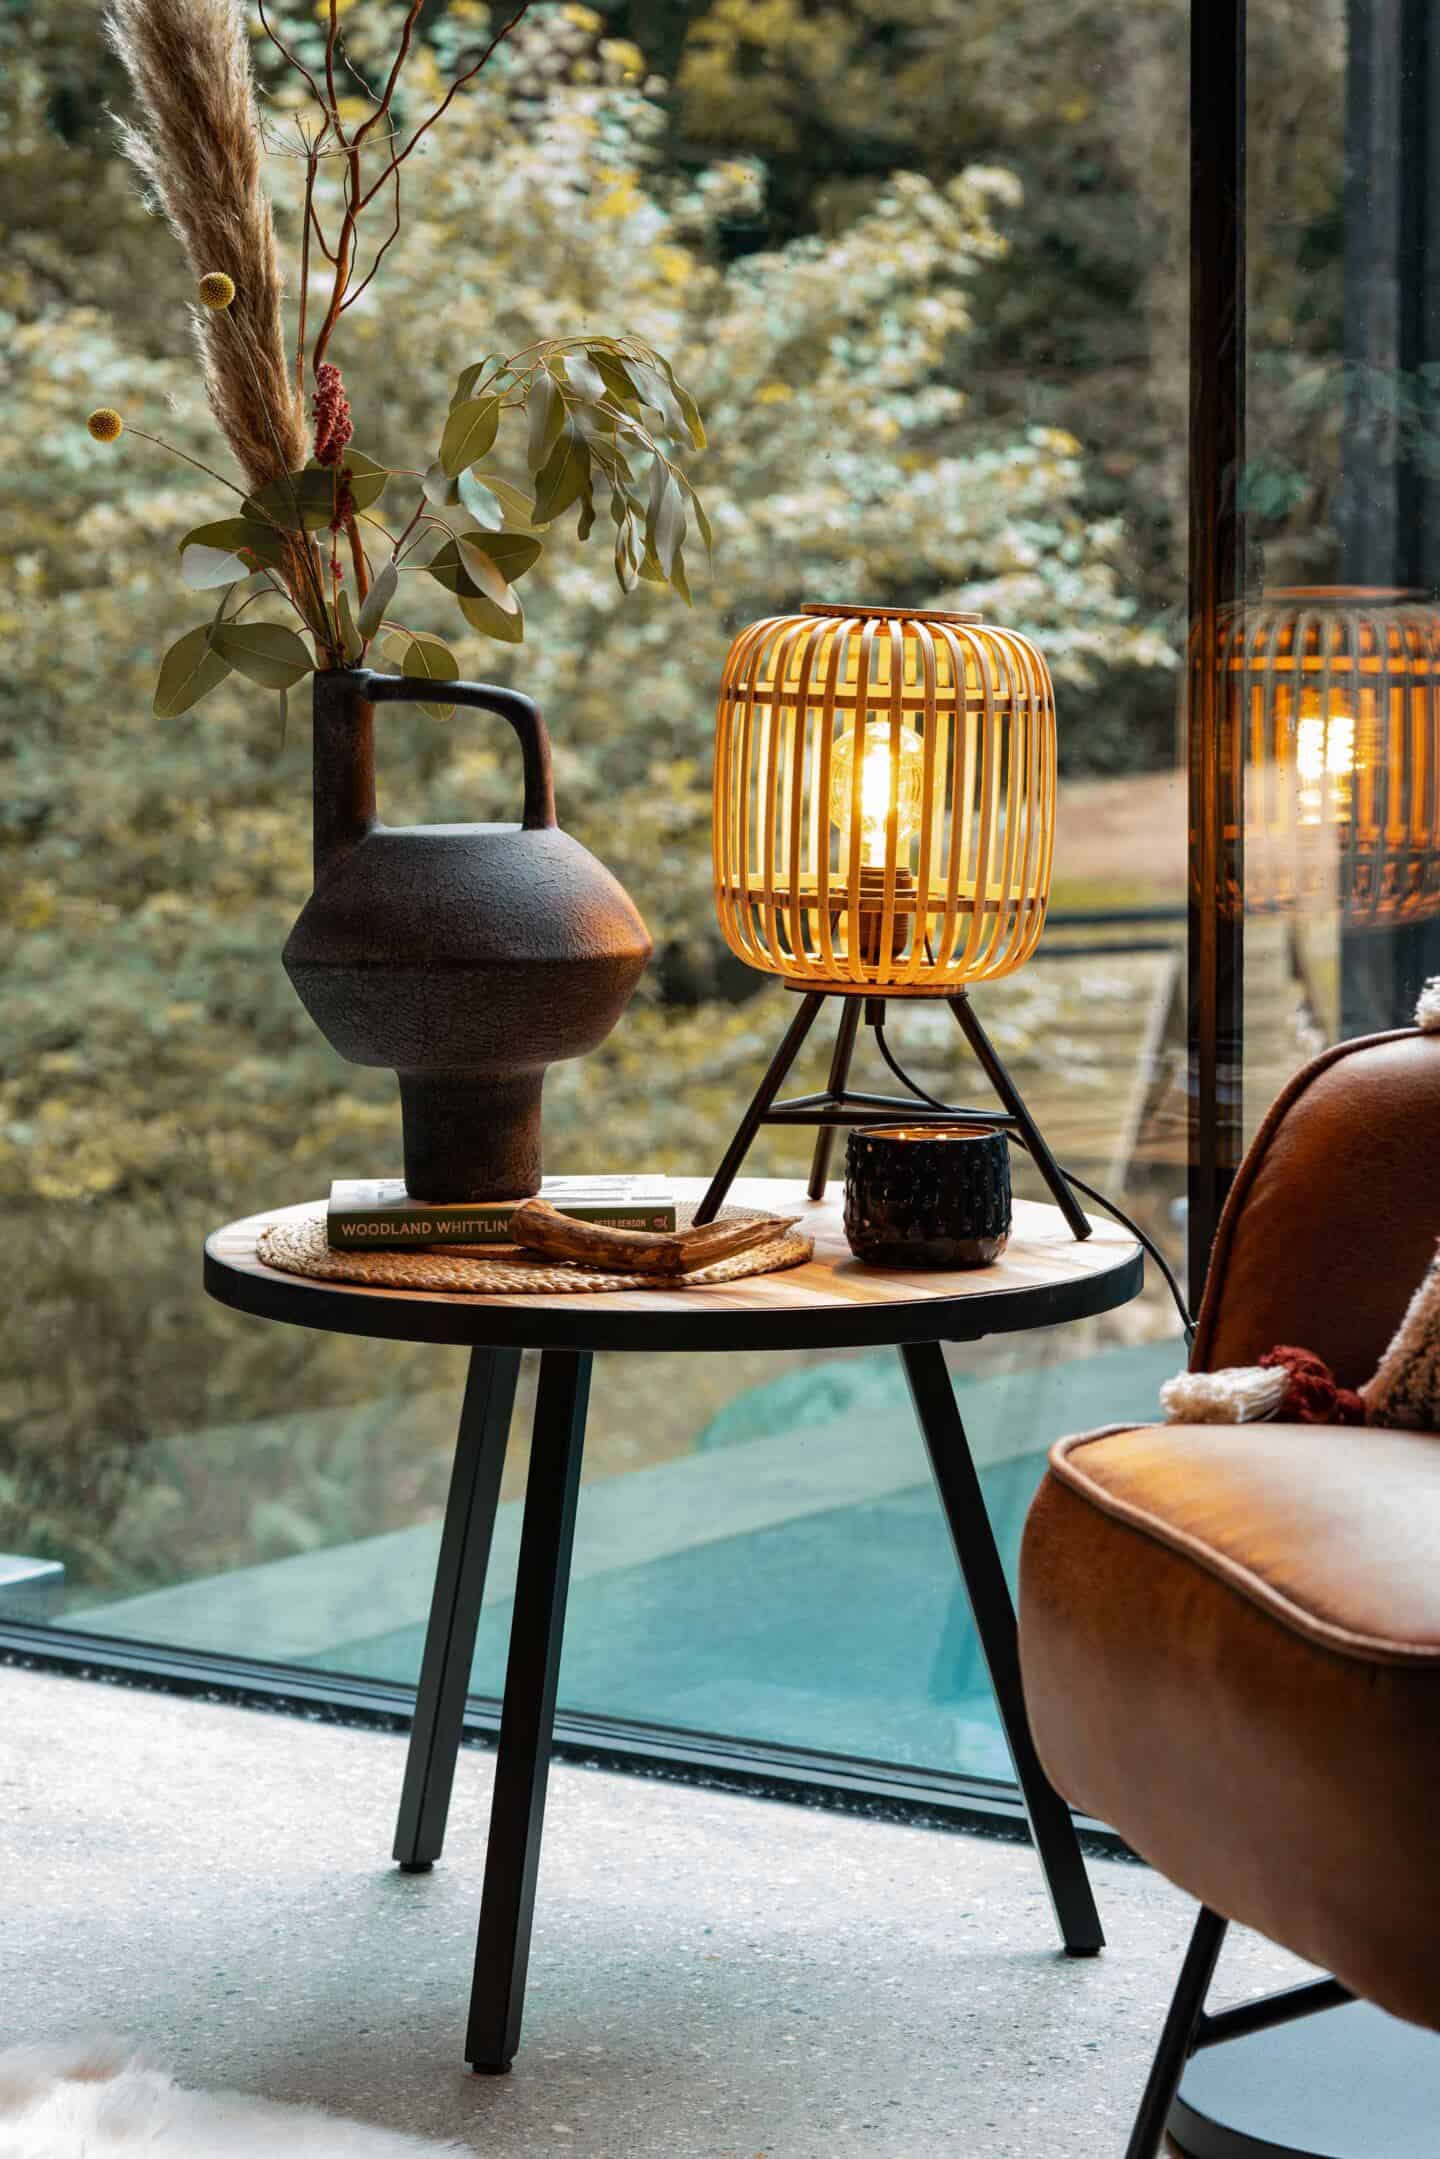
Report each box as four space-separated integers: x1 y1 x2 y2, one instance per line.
283 668 651 1201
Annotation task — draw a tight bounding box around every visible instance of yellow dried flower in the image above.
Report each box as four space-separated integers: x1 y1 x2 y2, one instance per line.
87 408 124 443
197 271 236 310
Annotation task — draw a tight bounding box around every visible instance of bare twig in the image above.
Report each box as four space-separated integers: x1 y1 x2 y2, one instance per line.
359 1 536 208
341 158 401 313
353 0 426 146
255 0 329 115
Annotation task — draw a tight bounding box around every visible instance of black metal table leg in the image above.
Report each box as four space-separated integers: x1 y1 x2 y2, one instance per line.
806 995 863 1199
900 1339 1105 1955
467 1349 593 2073
1126 1906 1227 2158
393 1347 522 1871
693 991 826 1224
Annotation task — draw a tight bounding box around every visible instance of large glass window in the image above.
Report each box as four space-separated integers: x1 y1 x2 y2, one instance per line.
4 0 1191 1790
1239 0 1440 1116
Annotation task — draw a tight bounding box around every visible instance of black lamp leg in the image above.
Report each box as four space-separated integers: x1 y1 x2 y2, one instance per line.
693 991 827 1225
949 993 1092 1240
1125 1906 1228 2158
806 996 863 1199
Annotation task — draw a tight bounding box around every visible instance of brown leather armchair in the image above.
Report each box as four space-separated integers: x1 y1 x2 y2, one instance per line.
1019 1025 1440 2156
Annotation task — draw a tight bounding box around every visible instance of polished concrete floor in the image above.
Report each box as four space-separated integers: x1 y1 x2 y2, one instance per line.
0 1666 1308 2157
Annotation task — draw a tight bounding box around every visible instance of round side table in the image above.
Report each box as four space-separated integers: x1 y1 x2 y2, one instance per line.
205 1177 1143 2073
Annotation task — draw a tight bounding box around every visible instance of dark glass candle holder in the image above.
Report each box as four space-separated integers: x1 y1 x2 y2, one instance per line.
843 1124 1012 1269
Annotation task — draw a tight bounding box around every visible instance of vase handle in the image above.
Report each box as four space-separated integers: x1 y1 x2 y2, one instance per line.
363 671 557 831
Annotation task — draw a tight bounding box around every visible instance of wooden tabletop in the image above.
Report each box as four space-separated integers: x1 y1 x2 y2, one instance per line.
203 1178 1143 1354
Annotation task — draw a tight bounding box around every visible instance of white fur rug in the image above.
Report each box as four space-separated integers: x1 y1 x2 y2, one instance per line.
0 2040 464 2158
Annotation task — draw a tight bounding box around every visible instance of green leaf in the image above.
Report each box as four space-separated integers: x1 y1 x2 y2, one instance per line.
180 541 253 590
153 624 232 718
336 587 363 663
427 531 542 596
677 472 713 560
178 517 289 570
456 535 519 615
466 472 539 529
562 350 607 403
422 461 461 510
613 511 640 594
242 451 388 531
526 370 565 473
456 469 505 528
357 557 398 639
477 531 543 582
439 396 501 477
532 429 590 526
656 356 707 450
670 542 693 606
392 631 458 720
626 358 684 439
450 359 488 409
210 620 315 691
648 459 685 576
458 586 525 644
342 449 389 514
591 353 644 416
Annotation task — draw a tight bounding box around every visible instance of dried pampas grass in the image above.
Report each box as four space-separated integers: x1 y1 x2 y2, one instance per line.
105 0 308 490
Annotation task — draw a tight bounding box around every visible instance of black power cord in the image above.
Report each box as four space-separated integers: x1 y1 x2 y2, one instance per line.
870 1016 1195 1344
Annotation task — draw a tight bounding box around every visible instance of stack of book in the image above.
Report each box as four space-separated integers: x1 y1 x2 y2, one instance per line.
325 1174 677 1251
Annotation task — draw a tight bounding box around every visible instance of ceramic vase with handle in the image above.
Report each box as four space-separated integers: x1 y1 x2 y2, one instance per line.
282 668 652 1202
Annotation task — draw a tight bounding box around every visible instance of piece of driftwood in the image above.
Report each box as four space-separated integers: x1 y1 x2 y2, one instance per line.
508 1198 800 1277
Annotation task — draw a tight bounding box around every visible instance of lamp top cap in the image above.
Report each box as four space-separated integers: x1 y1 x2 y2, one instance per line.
799 602 984 624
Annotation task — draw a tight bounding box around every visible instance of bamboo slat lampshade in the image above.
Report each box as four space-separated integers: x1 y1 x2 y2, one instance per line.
1228 587 1440 923
712 604 1057 993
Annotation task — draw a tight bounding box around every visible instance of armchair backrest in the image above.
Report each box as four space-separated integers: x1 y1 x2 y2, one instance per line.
1193 1027 1440 1387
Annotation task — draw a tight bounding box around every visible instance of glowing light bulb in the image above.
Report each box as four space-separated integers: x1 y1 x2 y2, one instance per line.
828 719 926 865
1294 687 1356 827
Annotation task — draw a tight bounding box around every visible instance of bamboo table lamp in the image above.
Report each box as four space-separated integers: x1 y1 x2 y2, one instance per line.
1227 587 1440 923
695 603 1090 1235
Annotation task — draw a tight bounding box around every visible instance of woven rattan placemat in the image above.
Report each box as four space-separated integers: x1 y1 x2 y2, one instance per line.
257 1200 814 1295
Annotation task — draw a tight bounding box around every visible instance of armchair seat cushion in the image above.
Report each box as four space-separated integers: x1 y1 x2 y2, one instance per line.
1020 1421 1440 2030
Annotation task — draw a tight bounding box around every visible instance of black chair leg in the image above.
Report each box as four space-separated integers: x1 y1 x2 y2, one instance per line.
900 1339 1105 1955
1125 1906 1228 2158
466 1349 592 2073
393 1346 521 1871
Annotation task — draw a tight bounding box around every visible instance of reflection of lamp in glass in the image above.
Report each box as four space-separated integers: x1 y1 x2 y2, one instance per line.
1294 689 1357 829
697 602 1088 1235
1224 587 1440 922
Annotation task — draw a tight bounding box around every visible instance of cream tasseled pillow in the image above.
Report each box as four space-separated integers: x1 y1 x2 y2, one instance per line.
1364 1246 1440 1431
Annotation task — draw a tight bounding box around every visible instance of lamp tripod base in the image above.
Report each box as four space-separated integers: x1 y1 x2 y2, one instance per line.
693 988 1092 1238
